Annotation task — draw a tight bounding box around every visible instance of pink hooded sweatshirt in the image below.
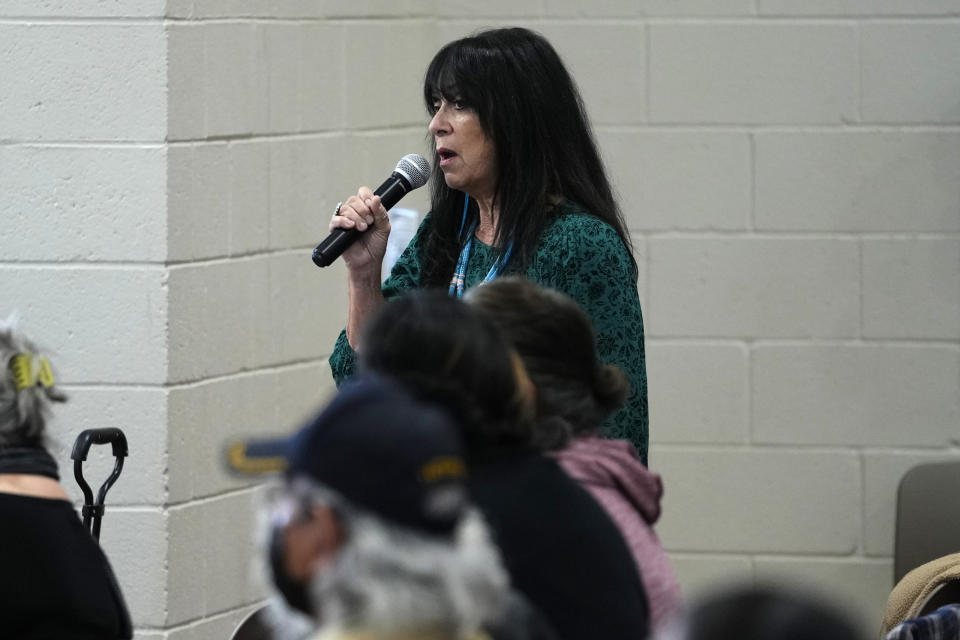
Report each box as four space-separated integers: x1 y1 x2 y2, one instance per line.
553 436 682 631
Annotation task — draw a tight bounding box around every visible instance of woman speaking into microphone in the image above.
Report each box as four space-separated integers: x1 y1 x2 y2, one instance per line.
327 27 650 463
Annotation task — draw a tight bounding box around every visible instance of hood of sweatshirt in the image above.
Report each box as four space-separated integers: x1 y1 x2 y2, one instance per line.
553 436 663 525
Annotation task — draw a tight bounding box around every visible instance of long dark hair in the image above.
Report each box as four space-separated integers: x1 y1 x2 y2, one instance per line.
421 27 635 285
466 278 628 450
359 290 534 447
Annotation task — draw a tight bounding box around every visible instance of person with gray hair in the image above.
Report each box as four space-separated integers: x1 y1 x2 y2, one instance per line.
229 374 548 640
0 318 132 639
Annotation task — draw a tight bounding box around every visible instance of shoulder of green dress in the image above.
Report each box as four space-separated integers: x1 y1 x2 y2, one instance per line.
535 208 630 262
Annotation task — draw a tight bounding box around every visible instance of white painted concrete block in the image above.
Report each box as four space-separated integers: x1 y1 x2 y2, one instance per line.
759 0 960 14
597 131 751 231
655 449 861 553
863 239 960 340
312 258 351 362
266 253 332 366
0 266 167 384
203 23 269 138
301 23 346 132
49 387 167 506
667 553 753 599
755 132 960 232
203 491 264 612
0 24 165 141
167 258 271 382
0 0 165 18
546 0 755 16
230 140 271 256
305 0 425 18
0 145 166 261
167 23 206 141
274 363 332 429
344 21 435 128
863 451 960 556
532 24 645 125
268 135 354 251
649 24 857 124
168 490 265 622
436 20 492 47
204 490 268 614
752 345 960 447
436 0 543 17
754 557 893 637
167 143 231 262
188 0 326 18
99 509 168 627
317 363 341 404
165 0 194 18
647 342 749 445
263 23 303 134
862 23 960 123
0 1 165 16
647 238 859 338
167 499 207 623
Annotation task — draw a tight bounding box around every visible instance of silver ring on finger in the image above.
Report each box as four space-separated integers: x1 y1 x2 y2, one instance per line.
332 201 343 218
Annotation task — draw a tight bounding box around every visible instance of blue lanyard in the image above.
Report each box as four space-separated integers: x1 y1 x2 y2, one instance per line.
448 195 513 298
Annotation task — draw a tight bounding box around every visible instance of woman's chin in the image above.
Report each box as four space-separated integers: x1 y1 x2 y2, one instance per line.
442 175 464 191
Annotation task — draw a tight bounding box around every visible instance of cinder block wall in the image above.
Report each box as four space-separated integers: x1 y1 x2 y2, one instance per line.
161 3 435 637
1 0 958 637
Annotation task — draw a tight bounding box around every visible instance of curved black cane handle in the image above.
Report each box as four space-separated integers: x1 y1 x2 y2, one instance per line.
71 427 129 461
71 428 129 541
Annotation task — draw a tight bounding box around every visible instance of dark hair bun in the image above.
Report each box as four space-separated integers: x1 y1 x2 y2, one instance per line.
593 363 629 411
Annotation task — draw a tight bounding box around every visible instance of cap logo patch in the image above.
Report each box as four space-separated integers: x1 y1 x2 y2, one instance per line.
418 456 466 484
227 442 288 474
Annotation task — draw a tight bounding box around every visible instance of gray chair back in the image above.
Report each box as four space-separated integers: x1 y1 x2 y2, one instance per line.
895 460 960 583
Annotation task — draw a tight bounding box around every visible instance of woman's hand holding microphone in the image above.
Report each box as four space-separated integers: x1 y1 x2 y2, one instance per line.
329 186 392 275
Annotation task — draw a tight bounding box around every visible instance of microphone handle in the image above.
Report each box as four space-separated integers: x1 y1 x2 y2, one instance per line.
312 173 412 268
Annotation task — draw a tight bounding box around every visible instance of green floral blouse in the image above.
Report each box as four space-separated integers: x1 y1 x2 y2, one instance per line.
329 205 649 464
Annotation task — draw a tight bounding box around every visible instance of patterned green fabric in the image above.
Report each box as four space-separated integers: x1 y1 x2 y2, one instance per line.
329 204 649 464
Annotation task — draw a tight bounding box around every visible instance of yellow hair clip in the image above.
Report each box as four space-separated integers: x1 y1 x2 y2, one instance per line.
10 353 33 391
8 353 55 391
36 357 55 388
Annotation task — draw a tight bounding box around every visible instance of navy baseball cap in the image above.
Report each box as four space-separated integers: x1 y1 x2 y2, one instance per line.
225 374 469 537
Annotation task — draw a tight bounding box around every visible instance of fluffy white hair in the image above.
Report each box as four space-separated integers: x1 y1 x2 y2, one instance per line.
260 483 508 640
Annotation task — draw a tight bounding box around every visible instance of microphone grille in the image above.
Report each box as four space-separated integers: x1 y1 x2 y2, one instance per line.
394 154 431 190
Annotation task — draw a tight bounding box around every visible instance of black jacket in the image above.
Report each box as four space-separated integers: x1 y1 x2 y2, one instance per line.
469 446 650 640
0 491 133 639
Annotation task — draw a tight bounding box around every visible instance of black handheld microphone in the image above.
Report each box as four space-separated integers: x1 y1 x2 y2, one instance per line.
312 154 431 268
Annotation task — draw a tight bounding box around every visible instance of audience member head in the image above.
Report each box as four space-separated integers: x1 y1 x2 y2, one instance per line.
258 375 507 637
359 289 535 448
466 277 628 450
0 317 66 448
660 584 863 640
